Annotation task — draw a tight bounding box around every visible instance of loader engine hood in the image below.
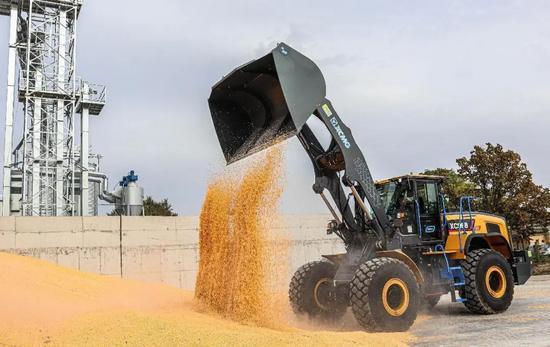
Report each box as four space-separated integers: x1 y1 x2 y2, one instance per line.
208 43 326 164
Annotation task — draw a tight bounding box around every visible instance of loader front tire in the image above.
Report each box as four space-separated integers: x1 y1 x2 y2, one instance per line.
289 261 347 322
350 257 419 332
461 249 514 314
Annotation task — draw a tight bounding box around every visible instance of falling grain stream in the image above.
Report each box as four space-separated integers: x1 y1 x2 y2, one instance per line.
195 147 288 327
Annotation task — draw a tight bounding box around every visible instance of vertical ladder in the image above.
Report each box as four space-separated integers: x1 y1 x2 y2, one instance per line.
435 244 466 303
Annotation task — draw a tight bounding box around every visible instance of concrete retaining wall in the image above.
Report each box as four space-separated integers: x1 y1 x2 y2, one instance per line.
0 215 344 290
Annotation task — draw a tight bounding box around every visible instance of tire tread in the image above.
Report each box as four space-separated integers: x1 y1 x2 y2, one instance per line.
461 249 514 314
289 260 346 320
350 257 418 332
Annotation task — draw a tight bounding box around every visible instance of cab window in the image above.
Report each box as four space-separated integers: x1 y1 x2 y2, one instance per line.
416 182 438 215
378 182 397 215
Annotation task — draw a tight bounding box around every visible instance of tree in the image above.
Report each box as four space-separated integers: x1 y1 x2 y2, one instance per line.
456 143 550 243
108 196 178 216
143 196 178 216
422 168 475 210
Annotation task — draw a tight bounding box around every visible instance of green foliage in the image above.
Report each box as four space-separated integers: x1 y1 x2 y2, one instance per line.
456 143 550 240
108 196 178 216
425 143 550 241
422 168 475 210
143 196 178 216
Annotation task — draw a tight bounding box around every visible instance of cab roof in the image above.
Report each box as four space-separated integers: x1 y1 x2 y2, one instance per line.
375 174 446 185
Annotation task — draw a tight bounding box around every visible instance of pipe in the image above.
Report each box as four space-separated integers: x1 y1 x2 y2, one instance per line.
88 172 119 204
80 83 89 215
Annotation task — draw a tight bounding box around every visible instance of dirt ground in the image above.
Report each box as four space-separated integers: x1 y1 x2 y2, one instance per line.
411 275 550 346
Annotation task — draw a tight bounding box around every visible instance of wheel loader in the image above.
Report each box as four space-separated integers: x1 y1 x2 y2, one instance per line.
207 43 532 332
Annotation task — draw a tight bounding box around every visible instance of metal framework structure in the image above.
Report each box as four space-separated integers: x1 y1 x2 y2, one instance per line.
1 0 105 216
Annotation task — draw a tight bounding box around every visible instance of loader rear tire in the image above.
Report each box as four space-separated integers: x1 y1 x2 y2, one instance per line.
461 249 514 314
350 257 419 332
289 261 347 322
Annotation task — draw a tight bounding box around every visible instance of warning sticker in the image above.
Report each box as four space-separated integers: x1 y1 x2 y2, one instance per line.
322 104 333 117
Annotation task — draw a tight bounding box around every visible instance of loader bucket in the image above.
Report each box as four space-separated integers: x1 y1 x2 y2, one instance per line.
208 42 326 164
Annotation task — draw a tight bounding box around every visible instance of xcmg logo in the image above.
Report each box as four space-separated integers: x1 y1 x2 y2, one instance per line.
447 220 474 231
329 117 351 149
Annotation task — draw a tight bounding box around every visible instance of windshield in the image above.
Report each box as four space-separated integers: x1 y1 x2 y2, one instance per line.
377 182 397 215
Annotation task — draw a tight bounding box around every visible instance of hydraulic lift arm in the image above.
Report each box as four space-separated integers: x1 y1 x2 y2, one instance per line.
208 42 390 248
297 101 390 246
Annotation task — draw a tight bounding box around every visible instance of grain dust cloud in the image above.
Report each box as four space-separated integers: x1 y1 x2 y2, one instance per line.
195 147 290 327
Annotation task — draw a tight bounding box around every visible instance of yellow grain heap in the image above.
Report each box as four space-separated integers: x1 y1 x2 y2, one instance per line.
0 251 411 346
195 147 288 327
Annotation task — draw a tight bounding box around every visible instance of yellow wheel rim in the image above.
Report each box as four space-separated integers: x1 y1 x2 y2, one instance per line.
382 278 410 317
313 278 330 310
485 266 507 299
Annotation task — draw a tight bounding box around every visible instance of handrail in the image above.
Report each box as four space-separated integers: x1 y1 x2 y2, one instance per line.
458 196 476 252
440 194 448 230
467 197 474 234
414 200 422 237
435 244 451 271
80 80 106 104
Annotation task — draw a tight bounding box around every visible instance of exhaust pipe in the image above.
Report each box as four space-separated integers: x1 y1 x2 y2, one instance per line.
208 42 327 164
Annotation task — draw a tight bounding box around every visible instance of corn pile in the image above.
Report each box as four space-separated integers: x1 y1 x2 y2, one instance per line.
0 251 411 346
195 147 289 327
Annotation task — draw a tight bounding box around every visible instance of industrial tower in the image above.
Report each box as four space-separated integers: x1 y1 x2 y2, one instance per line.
0 0 106 216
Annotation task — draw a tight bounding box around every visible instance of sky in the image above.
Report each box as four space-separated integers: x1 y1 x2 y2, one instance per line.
0 0 549 215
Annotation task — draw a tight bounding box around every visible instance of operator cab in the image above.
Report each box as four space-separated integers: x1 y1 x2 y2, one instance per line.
376 174 446 241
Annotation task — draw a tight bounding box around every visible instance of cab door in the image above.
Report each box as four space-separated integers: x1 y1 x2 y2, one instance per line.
414 180 442 240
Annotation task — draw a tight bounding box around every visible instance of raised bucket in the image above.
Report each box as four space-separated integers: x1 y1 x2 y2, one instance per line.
208 43 326 164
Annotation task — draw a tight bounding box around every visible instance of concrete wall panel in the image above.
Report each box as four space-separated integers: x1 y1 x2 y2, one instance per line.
15 217 83 248
121 247 142 276
175 217 199 244
0 216 15 232
57 248 80 269
100 247 121 276
0 215 340 291
82 217 120 247
160 247 184 272
160 270 182 288
0 217 16 249
0 230 15 249
78 247 101 273
122 217 178 247
181 248 198 271
138 247 163 273
15 230 82 249
38 248 58 263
